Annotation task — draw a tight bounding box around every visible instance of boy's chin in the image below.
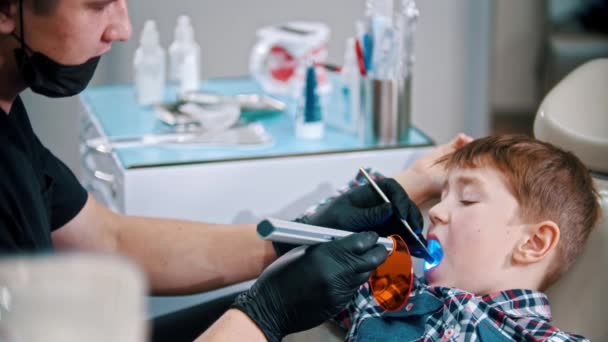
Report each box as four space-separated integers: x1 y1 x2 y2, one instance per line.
423 262 458 289
423 264 443 286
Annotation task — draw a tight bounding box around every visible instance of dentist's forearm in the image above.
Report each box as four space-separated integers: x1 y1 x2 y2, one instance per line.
195 309 267 342
113 215 276 295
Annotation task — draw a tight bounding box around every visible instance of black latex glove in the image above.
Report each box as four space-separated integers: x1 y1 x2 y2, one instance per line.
232 232 388 342
275 178 428 259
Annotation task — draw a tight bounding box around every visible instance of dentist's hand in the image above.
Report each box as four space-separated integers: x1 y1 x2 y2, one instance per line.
275 178 427 258
232 232 388 342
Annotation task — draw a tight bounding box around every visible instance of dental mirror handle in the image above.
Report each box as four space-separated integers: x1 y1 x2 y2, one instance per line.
257 218 394 252
358 168 433 259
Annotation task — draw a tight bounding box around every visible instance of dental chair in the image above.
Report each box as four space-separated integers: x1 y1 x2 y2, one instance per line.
535 58 608 341
287 59 608 341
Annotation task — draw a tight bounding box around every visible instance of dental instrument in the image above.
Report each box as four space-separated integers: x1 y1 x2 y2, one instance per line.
85 122 272 153
358 168 433 260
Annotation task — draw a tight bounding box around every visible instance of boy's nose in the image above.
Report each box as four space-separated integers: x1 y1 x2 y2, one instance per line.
428 202 448 226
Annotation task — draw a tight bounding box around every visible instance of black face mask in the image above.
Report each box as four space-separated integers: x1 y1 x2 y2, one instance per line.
13 49 100 98
13 0 100 98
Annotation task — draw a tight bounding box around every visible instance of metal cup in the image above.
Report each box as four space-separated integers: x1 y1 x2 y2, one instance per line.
358 77 399 146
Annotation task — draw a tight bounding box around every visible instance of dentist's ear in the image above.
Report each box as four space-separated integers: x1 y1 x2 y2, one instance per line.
0 0 17 34
513 221 560 265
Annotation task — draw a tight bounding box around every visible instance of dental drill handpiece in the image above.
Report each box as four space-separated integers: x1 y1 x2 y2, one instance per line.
358 168 434 262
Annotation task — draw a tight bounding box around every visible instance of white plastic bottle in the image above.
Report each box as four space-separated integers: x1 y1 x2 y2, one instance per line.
169 15 201 95
340 37 360 133
134 20 166 105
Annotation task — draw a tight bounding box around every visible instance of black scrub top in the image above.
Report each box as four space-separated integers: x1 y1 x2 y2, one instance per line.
0 97 87 253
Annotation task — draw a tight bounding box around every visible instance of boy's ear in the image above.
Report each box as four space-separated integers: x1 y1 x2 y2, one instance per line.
512 221 560 265
0 1 18 34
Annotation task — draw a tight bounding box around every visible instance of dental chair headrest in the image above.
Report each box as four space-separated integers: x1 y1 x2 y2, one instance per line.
534 58 608 174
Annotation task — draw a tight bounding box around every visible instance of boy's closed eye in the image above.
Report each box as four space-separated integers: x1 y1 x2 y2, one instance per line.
459 189 482 205
459 200 478 206
458 177 487 204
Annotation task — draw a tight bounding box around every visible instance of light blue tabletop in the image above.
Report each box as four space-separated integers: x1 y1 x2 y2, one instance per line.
81 77 433 169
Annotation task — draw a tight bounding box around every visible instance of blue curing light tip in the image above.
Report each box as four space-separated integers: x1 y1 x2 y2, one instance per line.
303 65 322 123
423 239 444 271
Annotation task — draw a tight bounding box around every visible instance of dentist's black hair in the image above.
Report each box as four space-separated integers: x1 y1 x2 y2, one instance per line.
32 0 57 14
0 0 57 15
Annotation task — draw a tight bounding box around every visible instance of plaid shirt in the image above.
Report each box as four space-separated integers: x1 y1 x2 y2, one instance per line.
305 170 589 342
334 278 588 341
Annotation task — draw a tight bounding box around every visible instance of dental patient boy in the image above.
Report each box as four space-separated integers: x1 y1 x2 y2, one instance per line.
333 135 602 341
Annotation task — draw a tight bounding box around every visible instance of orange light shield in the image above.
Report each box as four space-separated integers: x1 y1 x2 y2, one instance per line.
369 235 414 312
